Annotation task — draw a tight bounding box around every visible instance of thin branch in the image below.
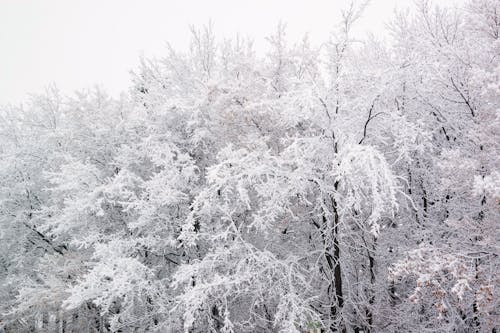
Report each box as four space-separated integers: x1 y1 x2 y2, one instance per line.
358 96 382 144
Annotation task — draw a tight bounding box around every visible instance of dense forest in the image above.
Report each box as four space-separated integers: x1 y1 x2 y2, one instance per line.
0 0 498 332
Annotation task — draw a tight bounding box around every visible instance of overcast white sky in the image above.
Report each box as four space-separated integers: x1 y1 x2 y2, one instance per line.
0 0 464 105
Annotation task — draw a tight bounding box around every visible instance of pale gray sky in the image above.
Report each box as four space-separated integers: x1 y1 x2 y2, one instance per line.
0 0 463 105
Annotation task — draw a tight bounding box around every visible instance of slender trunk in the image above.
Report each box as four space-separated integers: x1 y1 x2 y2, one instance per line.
366 245 375 332
324 185 344 333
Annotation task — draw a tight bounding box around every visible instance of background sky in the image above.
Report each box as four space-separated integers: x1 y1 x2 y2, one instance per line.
0 0 464 105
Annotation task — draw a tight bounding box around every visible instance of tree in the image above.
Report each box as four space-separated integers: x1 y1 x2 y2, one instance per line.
1 1 498 332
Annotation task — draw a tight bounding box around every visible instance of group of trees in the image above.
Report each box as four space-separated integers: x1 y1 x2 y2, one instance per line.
0 0 498 332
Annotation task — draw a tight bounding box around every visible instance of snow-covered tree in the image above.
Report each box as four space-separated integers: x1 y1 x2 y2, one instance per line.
1 1 498 332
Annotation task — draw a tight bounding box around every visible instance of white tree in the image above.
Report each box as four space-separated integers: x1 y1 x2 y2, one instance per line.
1 1 498 333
